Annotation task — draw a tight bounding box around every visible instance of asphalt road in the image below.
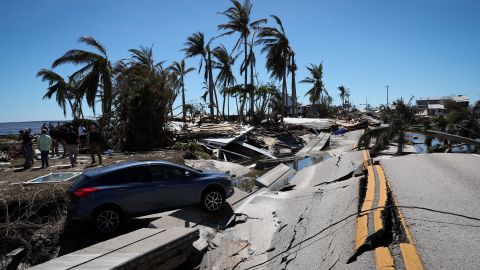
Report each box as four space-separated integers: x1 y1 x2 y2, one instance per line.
381 153 480 270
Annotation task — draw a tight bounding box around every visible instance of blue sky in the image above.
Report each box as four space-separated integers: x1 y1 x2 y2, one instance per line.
0 0 479 122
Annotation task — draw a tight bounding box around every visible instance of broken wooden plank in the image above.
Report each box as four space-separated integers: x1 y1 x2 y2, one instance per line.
234 141 277 159
255 163 295 191
295 132 330 157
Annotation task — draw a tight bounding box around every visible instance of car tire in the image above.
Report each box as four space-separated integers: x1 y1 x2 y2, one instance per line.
201 188 225 212
93 206 123 233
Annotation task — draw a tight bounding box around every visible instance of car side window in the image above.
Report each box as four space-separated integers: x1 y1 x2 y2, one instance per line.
150 165 186 181
99 166 149 185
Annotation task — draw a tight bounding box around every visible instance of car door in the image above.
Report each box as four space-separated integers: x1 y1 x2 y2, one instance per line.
149 165 200 209
101 165 156 215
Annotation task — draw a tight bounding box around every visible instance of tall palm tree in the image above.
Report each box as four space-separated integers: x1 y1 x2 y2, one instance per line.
338 85 349 111
300 63 329 107
182 32 217 120
169 60 195 122
37 69 83 119
218 0 266 121
213 45 238 118
52 36 112 119
241 28 260 117
289 51 297 116
256 15 291 121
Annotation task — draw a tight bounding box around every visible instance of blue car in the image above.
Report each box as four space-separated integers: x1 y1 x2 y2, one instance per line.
67 160 234 233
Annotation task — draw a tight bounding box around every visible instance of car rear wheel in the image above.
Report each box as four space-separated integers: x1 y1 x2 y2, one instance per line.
94 206 122 233
202 189 225 212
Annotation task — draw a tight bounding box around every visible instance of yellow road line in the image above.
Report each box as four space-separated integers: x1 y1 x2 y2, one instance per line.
375 247 395 270
362 150 370 169
384 169 424 270
373 165 395 269
355 165 375 249
374 165 388 233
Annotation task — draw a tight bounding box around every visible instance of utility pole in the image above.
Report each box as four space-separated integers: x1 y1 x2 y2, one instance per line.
385 85 390 106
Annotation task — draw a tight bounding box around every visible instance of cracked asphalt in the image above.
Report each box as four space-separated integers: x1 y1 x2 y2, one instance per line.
381 153 480 270
198 130 379 269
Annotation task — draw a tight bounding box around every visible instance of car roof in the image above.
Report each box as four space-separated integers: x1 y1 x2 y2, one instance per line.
83 160 198 177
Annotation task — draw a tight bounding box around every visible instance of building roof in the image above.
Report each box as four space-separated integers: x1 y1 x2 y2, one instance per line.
427 104 445 109
417 95 469 102
451 95 469 102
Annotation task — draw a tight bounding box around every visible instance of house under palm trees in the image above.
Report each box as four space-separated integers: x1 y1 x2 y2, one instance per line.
416 95 469 116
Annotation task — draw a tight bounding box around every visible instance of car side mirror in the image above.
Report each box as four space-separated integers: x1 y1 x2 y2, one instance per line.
185 171 191 177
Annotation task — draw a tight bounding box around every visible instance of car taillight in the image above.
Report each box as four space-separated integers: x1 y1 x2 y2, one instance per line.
73 187 99 198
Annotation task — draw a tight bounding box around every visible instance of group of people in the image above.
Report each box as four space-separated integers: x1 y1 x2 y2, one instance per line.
20 122 103 169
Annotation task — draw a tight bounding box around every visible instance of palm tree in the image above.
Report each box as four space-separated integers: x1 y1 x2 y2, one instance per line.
52 36 112 120
300 63 329 108
218 0 266 121
289 51 297 116
169 60 195 121
182 32 217 120
256 15 291 121
359 98 416 154
37 69 83 119
213 45 238 118
338 85 349 111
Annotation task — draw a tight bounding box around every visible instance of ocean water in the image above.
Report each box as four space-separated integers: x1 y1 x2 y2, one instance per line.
0 121 66 135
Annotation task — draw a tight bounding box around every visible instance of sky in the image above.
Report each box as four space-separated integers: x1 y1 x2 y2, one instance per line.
0 0 479 122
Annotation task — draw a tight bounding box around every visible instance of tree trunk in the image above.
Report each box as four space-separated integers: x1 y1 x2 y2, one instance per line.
281 66 287 123
207 50 215 121
236 96 240 116
249 44 254 120
291 53 297 117
182 76 186 122
242 35 248 122
213 84 221 117
222 81 226 120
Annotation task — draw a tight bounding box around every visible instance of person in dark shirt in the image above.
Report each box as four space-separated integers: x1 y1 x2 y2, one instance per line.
65 126 79 168
60 125 69 157
88 125 102 165
21 128 34 169
49 127 59 157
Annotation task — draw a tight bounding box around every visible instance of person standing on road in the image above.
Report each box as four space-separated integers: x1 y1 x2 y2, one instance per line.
65 126 79 168
49 126 59 157
60 125 69 158
21 128 34 169
38 128 52 168
78 123 87 147
88 124 102 165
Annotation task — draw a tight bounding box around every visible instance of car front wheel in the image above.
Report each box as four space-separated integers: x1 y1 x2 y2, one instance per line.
202 189 225 212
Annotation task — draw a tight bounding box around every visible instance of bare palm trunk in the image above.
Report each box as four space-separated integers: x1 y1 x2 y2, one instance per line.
213 85 220 117
236 96 240 116
281 67 287 123
249 44 254 120
291 53 297 117
242 35 248 122
207 50 215 121
182 76 186 122
222 81 226 120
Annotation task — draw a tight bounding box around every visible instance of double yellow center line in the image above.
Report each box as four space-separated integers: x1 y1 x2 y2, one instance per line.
356 150 423 270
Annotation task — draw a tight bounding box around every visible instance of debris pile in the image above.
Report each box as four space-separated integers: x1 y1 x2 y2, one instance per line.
174 122 251 139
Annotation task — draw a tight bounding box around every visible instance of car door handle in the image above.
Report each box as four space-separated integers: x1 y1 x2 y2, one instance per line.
156 184 165 188
118 188 127 192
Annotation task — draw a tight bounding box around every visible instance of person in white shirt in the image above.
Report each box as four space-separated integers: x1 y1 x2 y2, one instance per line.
78 123 87 147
